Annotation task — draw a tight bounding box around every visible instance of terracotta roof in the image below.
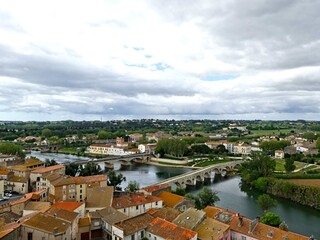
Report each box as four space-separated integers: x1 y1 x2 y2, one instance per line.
46 206 78 223
24 202 51 212
52 202 84 212
195 217 230 240
229 214 309 240
204 206 309 240
0 169 10 175
31 164 64 174
112 193 162 209
7 175 28 183
148 217 197 240
148 207 180 222
114 213 154 236
10 189 46 206
96 207 128 224
22 213 70 234
50 174 107 187
86 186 113 208
158 191 185 208
141 183 170 193
78 216 90 227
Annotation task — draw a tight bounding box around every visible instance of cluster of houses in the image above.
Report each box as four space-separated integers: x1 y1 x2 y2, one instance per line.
0 159 311 240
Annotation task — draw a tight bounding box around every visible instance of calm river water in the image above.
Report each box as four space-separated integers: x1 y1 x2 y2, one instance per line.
27 152 320 238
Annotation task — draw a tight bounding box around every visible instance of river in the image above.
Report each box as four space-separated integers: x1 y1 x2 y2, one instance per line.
27 152 320 238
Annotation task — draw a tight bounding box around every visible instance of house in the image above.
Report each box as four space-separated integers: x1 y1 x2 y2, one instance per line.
46 206 79 240
148 207 180 222
112 192 163 217
275 150 285 159
90 207 129 239
147 217 197 240
47 174 107 203
21 212 72 240
112 212 154 240
158 191 195 212
128 133 143 143
87 144 135 156
6 176 28 194
204 206 309 240
9 158 44 178
233 143 251 155
138 143 157 154
30 164 65 190
22 202 51 216
85 186 113 212
78 216 91 240
52 201 85 217
195 217 230 240
173 208 206 230
0 155 22 168
139 183 171 196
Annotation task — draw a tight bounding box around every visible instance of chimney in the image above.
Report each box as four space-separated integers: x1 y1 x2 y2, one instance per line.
53 227 59 235
267 230 274 238
238 216 244 227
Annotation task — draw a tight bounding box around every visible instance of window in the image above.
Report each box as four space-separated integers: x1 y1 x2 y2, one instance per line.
231 232 237 240
27 232 33 240
80 190 82 193
80 185 82 188
124 208 126 213
155 201 158 206
241 236 246 240
136 205 139 210
141 231 144 238
131 235 135 240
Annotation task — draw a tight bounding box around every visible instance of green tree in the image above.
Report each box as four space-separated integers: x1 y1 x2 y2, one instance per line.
65 162 80 176
302 132 317 141
256 194 277 211
197 187 220 209
107 169 126 189
126 180 140 192
42 128 52 138
174 188 186 196
239 152 275 184
260 212 281 227
0 142 25 158
79 162 103 176
259 140 290 155
98 130 109 140
316 137 320 150
284 158 296 173
45 159 58 167
186 187 220 209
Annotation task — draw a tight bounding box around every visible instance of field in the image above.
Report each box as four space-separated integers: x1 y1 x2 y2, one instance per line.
250 129 292 136
287 179 320 187
275 159 308 172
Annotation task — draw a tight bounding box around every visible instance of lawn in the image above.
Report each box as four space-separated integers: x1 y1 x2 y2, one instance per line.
193 159 231 167
275 159 308 172
250 129 293 136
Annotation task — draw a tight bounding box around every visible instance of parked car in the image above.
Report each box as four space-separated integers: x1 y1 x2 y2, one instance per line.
5 193 12 197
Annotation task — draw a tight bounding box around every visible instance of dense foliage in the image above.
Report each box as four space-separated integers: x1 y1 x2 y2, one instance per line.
260 212 281 227
256 194 277 211
107 169 126 189
239 152 276 184
186 187 220 209
255 177 320 209
0 142 25 158
155 138 188 158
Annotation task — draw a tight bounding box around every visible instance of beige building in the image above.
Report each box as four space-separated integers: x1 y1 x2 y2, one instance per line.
234 143 251 155
9 158 44 178
7 176 28 194
30 164 65 188
275 150 285 159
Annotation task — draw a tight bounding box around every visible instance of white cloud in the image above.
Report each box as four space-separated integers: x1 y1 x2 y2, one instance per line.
0 0 319 121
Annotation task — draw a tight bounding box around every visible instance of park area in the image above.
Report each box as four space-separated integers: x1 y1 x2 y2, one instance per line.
275 159 309 172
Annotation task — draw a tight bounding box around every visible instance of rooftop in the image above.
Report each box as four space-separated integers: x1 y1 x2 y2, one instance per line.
195 217 230 240
31 164 65 174
148 217 197 240
148 207 180 222
86 186 113 208
24 202 51 212
96 206 128 224
173 208 206 230
22 213 70 235
46 206 79 223
52 201 84 212
158 191 185 208
112 193 162 209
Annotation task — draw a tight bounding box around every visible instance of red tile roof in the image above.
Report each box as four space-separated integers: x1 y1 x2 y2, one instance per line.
52 202 84 212
158 191 185 208
31 164 64 174
112 193 162 209
114 213 154 236
148 217 197 240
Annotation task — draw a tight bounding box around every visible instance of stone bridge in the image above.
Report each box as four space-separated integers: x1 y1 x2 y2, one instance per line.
149 160 242 189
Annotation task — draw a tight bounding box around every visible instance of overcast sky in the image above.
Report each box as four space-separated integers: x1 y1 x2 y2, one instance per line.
1 0 320 121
